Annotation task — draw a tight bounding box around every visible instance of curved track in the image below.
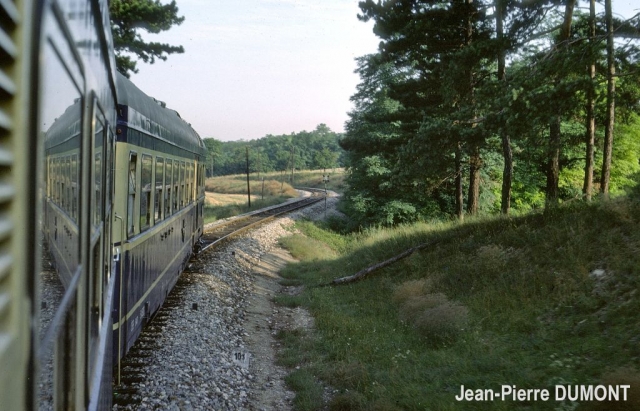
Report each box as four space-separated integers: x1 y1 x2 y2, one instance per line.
198 193 325 253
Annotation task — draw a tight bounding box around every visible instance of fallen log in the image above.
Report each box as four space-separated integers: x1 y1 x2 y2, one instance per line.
330 242 433 285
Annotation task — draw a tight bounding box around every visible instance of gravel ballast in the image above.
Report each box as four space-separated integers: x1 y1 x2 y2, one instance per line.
110 194 341 411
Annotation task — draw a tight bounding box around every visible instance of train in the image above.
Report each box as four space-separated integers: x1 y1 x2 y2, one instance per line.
0 0 207 410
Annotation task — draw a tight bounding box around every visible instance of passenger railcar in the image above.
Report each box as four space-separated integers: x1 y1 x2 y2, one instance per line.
1 0 208 409
111 73 207 374
4 0 118 409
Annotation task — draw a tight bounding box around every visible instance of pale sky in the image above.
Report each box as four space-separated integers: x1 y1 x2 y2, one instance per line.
129 0 639 142
130 0 379 141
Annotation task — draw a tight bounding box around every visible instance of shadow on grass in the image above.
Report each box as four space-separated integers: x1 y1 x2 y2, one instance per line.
275 198 640 410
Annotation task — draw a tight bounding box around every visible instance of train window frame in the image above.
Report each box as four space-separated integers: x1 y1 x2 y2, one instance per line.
140 154 153 231
173 159 179 212
56 159 60 202
189 162 194 203
180 161 186 209
165 159 173 217
94 110 106 228
127 152 138 237
155 157 164 223
71 154 78 222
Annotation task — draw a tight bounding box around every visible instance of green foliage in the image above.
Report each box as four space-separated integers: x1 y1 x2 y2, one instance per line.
203 124 345 178
341 1 640 227
110 0 185 76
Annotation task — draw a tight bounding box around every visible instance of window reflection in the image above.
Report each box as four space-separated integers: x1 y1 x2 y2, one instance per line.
38 20 83 411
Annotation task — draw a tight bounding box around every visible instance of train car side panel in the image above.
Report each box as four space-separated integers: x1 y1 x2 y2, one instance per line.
0 0 38 409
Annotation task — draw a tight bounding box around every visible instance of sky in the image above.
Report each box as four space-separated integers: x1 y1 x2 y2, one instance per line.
129 0 640 142
130 0 379 141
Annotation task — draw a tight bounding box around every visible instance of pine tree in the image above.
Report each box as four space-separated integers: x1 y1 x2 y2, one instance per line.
110 0 185 77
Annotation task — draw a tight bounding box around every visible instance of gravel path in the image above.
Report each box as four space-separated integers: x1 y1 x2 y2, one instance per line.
112 194 341 411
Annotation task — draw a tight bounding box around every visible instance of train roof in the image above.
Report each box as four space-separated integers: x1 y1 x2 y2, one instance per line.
43 99 82 151
116 73 206 156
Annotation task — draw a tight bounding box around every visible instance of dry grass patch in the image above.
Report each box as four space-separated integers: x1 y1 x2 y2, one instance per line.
205 176 298 197
393 280 468 342
205 192 259 206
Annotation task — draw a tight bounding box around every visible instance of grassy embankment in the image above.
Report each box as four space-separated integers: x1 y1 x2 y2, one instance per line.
203 169 346 223
275 197 640 411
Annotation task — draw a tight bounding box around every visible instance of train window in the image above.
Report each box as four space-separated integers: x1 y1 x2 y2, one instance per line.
105 130 113 219
56 158 62 205
155 157 164 222
141 154 152 231
173 159 179 212
185 163 190 204
46 158 51 199
65 157 71 214
94 151 103 226
180 161 186 209
71 155 78 221
200 164 205 197
94 115 105 227
128 153 137 236
165 159 173 217
38 13 85 408
189 163 194 202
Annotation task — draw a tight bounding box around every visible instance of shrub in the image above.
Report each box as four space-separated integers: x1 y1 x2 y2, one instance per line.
391 279 433 303
394 280 468 343
414 301 469 341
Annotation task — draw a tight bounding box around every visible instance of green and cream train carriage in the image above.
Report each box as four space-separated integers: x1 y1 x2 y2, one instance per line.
111 73 207 375
0 0 207 409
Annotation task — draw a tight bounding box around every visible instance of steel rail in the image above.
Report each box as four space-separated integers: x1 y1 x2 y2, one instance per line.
198 195 324 254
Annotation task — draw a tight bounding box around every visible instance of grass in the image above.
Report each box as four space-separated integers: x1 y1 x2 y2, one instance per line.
203 196 291 223
202 169 345 223
203 174 299 223
208 168 346 194
274 197 640 410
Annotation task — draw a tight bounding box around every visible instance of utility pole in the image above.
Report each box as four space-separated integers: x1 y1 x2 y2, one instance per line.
323 174 329 219
290 145 295 187
246 146 251 208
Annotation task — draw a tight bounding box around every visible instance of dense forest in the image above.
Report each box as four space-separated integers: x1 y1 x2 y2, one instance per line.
341 0 640 227
203 124 344 177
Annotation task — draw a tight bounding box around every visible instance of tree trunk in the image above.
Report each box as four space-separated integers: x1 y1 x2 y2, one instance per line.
583 0 596 201
496 0 512 214
601 0 615 196
546 0 576 208
501 131 513 214
467 146 482 214
465 0 481 216
455 141 464 221
546 118 561 207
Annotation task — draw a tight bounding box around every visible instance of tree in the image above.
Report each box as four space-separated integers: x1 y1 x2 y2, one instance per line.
110 0 185 77
314 147 339 173
203 138 221 177
583 0 596 201
600 0 616 195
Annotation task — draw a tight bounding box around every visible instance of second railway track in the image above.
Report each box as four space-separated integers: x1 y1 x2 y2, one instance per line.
198 193 325 253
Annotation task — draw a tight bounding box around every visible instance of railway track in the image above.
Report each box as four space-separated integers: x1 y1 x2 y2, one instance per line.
113 191 324 407
198 193 325 253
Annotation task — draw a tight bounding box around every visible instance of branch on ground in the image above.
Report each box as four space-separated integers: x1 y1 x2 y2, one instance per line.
330 242 433 285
